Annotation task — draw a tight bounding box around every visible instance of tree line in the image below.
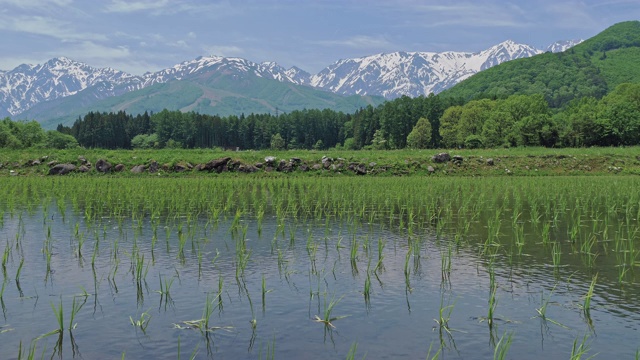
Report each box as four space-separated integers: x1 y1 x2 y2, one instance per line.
2 82 640 150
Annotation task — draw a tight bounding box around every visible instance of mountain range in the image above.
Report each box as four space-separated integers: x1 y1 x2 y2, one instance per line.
1 38 582 126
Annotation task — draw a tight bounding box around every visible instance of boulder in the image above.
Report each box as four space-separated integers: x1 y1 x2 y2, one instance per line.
96 159 112 173
321 156 332 169
432 153 450 163
47 160 58 167
204 157 231 172
427 166 435 174
77 165 90 173
298 164 310 172
131 165 146 174
114 164 125 172
228 160 242 172
48 164 76 175
312 164 323 170
278 160 294 172
148 161 159 173
354 163 367 175
78 156 88 164
238 164 259 173
264 156 277 166
452 155 464 164
174 163 189 172
486 158 494 166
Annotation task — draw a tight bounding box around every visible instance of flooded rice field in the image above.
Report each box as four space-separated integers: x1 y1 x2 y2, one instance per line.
1 176 639 359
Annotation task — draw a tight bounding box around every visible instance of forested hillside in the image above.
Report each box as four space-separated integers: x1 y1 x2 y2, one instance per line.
441 21 640 108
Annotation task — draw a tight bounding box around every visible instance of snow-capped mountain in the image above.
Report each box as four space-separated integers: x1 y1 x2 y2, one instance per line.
140 56 308 87
546 39 583 53
0 39 581 116
309 40 543 98
0 57 143 116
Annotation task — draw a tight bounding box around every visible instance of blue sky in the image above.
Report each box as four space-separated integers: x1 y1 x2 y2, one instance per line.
1 0 639 75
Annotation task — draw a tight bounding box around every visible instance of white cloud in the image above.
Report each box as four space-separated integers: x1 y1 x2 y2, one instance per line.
384 1 531 28
49 41 131 61
203 45 244 57
315 35 393 49
0 56 45 70
103 0 171 14
0 14 106 41
0 0 73 8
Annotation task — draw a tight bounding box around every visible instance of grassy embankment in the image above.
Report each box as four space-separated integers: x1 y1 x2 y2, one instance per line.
1 147 639 177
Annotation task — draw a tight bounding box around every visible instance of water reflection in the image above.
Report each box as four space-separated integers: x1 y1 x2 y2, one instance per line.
0 200 638 359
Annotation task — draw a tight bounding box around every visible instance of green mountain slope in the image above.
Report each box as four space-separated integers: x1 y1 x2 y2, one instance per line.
19 70 385 129
441 21 640 107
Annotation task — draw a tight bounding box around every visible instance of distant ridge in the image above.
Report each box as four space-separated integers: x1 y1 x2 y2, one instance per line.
1 36 583 125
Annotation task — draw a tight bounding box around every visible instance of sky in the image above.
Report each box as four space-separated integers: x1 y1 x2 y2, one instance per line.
1 0 639 75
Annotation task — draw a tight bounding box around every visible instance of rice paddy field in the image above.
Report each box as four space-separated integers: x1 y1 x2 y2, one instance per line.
1 176 640 359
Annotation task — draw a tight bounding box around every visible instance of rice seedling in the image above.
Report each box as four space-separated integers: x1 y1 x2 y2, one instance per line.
425 341 442 360
374 238 385 273
174 293 229 334
581 274 598 317
570 333 595 360
15 257 24 283
156 274 175 305
16 339 42 360
346 341 366 360
404 247 412 292
493 331 513 360
258 335 276 360
551 241 562 269
129 309 151 333
433 294 455 335
486 268 498 328
261 274 272 312
313 294 348 328
2 241 10 278
541 222 551 245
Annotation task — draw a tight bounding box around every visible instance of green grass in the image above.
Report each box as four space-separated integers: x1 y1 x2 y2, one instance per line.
3 147 640 178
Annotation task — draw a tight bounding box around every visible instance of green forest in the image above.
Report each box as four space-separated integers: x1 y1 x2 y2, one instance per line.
1 81 639 151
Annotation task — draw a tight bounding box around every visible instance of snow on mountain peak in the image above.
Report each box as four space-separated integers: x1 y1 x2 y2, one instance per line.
0 38 583 116
546 39 584 53
310 40 545 98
